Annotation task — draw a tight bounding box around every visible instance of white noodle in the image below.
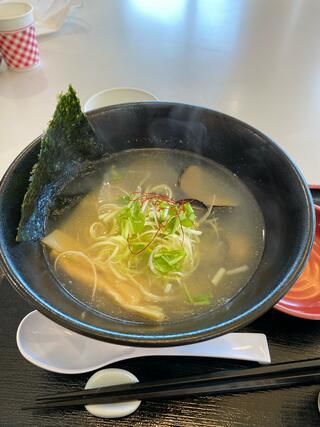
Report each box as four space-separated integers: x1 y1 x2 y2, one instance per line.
149 184 173 199
128 275 170 301
108 260 127 280
138 172 151 189
198 195 216 225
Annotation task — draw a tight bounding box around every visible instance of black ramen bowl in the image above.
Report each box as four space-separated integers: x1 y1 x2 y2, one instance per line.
0 103 315 346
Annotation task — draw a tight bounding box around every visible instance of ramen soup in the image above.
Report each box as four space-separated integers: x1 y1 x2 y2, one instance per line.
42 149 265 323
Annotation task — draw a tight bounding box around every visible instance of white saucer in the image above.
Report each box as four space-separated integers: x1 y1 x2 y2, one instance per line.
85 368 141 418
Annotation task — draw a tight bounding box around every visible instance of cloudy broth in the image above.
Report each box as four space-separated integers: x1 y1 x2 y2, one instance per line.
43 149 265 323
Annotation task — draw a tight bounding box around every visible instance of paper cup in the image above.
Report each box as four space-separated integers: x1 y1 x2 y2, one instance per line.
0 2 40 71
84 87 158 112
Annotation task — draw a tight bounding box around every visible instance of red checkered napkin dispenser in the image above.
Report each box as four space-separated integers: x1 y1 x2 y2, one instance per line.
0 2 40 71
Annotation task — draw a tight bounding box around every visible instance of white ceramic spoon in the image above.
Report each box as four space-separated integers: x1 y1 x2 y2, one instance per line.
16 311 271 374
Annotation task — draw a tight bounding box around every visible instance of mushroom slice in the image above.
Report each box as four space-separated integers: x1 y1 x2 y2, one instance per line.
178 164 237 207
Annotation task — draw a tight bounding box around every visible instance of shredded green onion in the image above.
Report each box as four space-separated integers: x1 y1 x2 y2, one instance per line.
88 187 202 304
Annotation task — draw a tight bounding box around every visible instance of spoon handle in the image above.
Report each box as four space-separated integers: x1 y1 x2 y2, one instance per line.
131 333 271 365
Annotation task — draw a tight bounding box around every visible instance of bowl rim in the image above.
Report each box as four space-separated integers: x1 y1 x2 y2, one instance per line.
0 102 315 346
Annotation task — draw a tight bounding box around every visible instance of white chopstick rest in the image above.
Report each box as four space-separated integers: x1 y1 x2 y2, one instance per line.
84 369 141 418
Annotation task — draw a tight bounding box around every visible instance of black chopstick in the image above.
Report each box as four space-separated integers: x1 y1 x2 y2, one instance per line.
22 371 320 410
35 357 320 403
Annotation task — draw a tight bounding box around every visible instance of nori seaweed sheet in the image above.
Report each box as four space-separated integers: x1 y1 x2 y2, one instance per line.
17 86 103 241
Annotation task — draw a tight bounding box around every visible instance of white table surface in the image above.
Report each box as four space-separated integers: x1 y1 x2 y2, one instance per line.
0 0 319 183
